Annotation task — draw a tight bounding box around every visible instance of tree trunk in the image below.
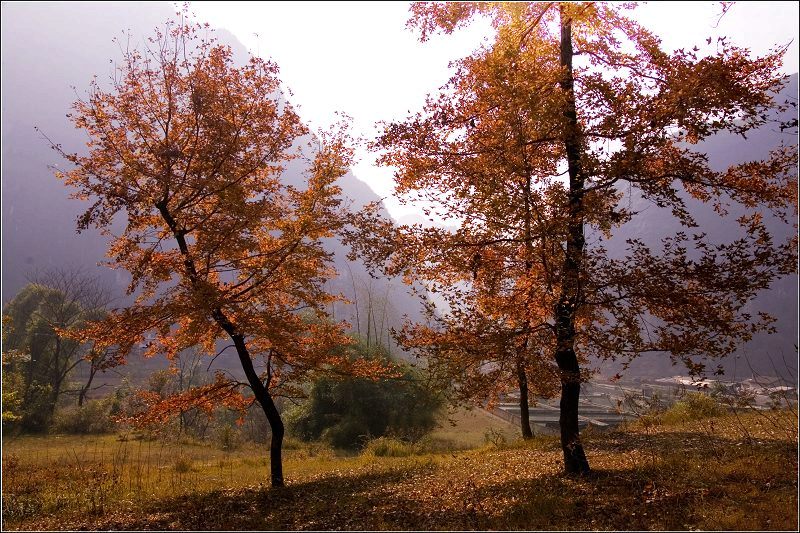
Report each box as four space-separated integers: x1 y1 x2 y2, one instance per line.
516 359 534 439
366 299 372 347
48 336 64 416
78 366 97 407
346 263 361 337
158 202 286 487
222 317 285 487
555 4 590 475
518 100 535 442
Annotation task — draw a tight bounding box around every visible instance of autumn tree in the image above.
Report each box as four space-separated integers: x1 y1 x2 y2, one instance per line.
49 15 381 487
349 2 797 474
134 347 210 437
394 295 560 440
348 11 567 440
76 321 120 408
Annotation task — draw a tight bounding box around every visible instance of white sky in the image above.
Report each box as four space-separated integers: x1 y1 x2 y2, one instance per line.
190 1 799 221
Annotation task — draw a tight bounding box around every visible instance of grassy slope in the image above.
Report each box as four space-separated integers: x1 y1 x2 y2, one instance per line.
2 409 797 531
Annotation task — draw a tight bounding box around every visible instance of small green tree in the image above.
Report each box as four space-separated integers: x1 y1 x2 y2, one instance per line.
288 338 443 449
1 321 27 427
2 271 113 431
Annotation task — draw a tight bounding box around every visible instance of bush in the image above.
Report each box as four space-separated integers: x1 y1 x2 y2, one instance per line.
287 338 444 450
483 427 508 449
173 455 193 473
215 424 242 451
661 392 725 424
52 399 116 434
17 384 55 433
363 437 415 457
320 417 372 450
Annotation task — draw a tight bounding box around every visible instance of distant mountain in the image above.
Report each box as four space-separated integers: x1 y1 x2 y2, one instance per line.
1 2 421 369
2 2 169 297
591 73 799 380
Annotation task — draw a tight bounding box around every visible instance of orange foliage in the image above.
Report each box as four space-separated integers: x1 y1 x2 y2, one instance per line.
123 372 251 428
347 2 797 471
49 11 388 486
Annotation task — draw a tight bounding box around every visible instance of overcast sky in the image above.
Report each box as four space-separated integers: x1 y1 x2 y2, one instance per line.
190 1 800 221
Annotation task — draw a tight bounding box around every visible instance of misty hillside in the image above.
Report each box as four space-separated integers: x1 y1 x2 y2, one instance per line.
1 2 421 364
591 73 799 379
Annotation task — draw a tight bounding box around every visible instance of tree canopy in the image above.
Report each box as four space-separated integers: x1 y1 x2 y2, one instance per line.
347 1 797 474
2 271 114 430
51 14 386 486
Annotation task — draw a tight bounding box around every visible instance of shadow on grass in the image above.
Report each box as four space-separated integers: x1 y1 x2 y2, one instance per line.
11 430 796 531
583 424 796 455
45 463 440 531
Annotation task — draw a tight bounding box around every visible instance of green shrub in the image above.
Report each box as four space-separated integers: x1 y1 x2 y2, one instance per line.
17 384 55 433
363 437 415 457
287 338 444 450
321 417 371 450
662 392 725 424
52 399 115 434
173 455 193 473
215 424 242 451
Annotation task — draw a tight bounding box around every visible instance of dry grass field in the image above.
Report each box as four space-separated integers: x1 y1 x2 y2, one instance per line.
1 408 796 531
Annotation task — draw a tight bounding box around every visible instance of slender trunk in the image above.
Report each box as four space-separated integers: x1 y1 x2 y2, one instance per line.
213 310 285 486
212 300 285 487
555 5 590 475
366 299 372 347
519 131 534 442
379 288 389 347
158 201 285 487
48 336 63 416
178 363 185 434
223 325 284 487
78 365 97 407
371 303 379 347
346 264 361 337
517 359 534 439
